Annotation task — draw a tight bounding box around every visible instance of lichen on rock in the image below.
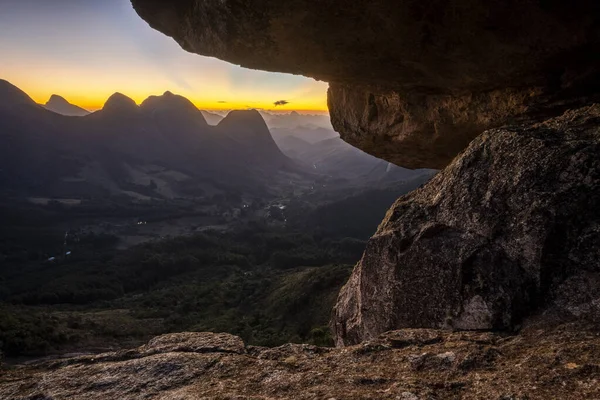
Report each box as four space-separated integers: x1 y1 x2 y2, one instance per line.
2 327 599 399
332 105 600 345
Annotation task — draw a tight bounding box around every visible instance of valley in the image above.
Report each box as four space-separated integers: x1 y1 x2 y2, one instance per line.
0 79 433 363
1 1 599 397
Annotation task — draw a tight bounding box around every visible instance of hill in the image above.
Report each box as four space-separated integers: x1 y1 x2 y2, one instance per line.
0 81 299 201
274 126 432 184
43 95 90 116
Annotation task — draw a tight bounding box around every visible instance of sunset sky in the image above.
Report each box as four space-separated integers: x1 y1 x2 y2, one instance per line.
0 0 329 113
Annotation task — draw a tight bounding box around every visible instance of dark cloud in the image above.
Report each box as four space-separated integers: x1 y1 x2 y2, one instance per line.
273 100 289 107
217 101 227 103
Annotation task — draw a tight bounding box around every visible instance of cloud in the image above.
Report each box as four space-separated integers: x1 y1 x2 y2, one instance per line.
217 101 228 103
273 100 289 107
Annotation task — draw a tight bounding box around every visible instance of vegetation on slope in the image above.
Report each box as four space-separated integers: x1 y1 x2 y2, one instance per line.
0 218 358 358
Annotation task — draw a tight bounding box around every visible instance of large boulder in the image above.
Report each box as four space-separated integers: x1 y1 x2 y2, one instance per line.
130 0 600 168
332 105 600 345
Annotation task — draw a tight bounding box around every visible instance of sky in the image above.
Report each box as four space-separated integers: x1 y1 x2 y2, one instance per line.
0 0 329 113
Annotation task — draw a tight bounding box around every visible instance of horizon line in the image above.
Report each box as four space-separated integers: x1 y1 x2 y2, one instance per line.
3 78 330 115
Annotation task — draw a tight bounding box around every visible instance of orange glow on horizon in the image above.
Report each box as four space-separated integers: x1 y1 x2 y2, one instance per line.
7 73 329 115
1 0 330 115
20 84 329 114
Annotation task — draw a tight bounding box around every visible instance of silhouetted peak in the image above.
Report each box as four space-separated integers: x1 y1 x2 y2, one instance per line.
219 109 267 128
43 94 90 116
140 91 197 113
0 79 37 107
103 93 138 113
218 109 276 147
46 95 81 111
46 94 68 104
46 94 69 106
289 111 300 116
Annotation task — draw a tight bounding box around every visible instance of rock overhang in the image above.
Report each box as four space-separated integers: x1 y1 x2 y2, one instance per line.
127 0 600 348
131 0 600 168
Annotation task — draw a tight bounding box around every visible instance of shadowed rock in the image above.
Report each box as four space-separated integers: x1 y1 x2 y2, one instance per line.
142 332 246 355
332 105 600 345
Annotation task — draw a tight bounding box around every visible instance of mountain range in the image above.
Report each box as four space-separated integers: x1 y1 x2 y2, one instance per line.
271 126 428 184
261 111 333 130
0 79 296 201
0 79 429 204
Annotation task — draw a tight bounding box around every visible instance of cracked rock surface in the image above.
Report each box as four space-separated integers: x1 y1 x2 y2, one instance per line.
2 326 600 399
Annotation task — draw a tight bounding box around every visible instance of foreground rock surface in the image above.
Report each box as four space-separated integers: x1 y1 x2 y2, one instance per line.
333 105 600 345
131 0 600 168
2 327 599 399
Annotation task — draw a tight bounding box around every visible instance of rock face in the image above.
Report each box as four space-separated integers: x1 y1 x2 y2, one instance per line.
2 327 600 399
130 0 600 168
332 105 600 345
327 84 543 168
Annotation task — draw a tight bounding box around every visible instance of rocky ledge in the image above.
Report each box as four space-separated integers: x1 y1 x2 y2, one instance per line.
2 326 599 400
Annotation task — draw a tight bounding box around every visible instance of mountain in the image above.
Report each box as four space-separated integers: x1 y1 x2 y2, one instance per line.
0 81 299 200
101 92 139 114
298 174 435 239
271 126 339 145
217 110 291 169
275 135 314 157
0 79 427 205
43 95 90 116
273 125 430 184
0 79 39 110
201 110 224 125
260 111 333 130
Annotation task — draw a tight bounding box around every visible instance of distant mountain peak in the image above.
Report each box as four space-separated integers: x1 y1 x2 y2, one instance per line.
218 109 280 146
140 91 197 112
44 94 89 116
220 109 266 127
103 92 138 113
201 110 224 126
139 92 206 129
47 94 68 104
0 79 38 108
217 109 291 168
